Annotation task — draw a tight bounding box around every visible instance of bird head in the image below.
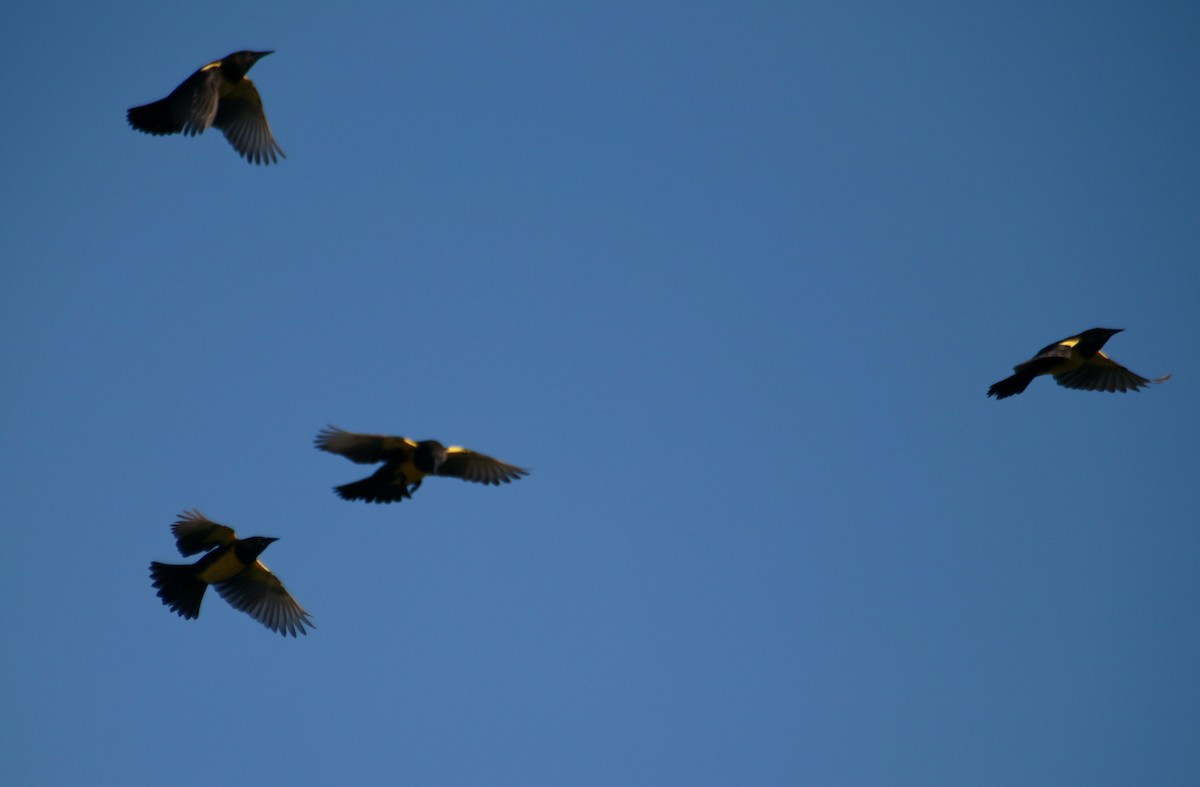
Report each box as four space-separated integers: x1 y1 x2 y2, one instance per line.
230 50 273 61
240 536 279 560
222 50 274 80
1075 327 1124 355
1085 327 1124 343
415 440 449 474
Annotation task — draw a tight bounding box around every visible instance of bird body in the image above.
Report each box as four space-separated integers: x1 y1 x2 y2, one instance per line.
315 426 529 504
988 328 1169 399
150 510 312 636
194 539 271 584
127 50 284 165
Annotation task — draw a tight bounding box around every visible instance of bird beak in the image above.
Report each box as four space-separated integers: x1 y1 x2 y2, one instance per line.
263 537 280 544
255 50 274 60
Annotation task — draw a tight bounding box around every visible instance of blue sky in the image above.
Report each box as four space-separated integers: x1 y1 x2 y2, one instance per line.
3 2 1199 785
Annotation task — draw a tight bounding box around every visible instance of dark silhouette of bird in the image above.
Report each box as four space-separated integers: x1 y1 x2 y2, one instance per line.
150 510 312 636
127 50 284 165
988 328 1170 399
315 426 529 504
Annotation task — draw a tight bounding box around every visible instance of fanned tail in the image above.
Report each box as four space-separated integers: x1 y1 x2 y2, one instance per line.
149 562 207 619
127 99 180 136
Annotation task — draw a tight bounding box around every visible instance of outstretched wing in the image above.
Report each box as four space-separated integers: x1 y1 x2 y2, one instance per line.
315 426 417 464
439 447 529 485
1054 352 1170 393
214 78 285 165
214 561 314 637
170 509 238 557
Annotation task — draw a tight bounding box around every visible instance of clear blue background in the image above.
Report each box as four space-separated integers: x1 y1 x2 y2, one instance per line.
3 2 1198 785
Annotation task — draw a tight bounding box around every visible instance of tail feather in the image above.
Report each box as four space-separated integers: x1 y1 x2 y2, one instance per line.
987 372 1034 399
150 562 207 619
127 99 180 136
334 477 415 504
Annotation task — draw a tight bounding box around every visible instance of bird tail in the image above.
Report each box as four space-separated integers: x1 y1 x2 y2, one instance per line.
127 99 180 136
987 372 1034 399
334 478 414 504
150 562 207 619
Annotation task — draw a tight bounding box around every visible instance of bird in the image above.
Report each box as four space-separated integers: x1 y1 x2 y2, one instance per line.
150 510 313 636
127 50 285 165
315 426 529 504
987 328 1170 399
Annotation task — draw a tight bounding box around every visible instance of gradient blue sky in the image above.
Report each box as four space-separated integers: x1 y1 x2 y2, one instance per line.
3 2 1199 785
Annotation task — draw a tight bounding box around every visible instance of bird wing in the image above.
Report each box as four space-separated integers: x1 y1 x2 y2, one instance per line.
213 78 285 165
214 561 313 637
170 510 238 557
1053 352 1170 393
168 66 223 136
438 447 529 485
1009 337 1081 375
315 426 417 464
1031 337 1080 361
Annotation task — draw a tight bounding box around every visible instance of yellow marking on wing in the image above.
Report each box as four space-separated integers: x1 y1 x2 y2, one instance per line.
1058 337 1081 348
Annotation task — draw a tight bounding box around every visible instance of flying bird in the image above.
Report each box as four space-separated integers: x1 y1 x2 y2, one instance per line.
150 510 313 636
315 426 529 504
127 50 285 165
987 328 1170 399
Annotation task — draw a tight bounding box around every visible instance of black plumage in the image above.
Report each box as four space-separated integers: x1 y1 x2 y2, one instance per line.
150 510 312 637
127 50 284 165
988 328 1169 399
315 426 529 504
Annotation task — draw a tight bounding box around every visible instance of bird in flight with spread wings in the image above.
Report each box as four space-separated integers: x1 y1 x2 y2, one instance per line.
150 510 313 637
127 50 285 165
987 328 1169 400
315 426 529 504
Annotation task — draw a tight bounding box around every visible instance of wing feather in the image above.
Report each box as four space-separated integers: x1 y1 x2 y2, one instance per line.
214 78 284 164
169 67 222 136
1053 353 1169 393
439 448 529 485
170 510 238 557
214 562 313 637
315 426 417 464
